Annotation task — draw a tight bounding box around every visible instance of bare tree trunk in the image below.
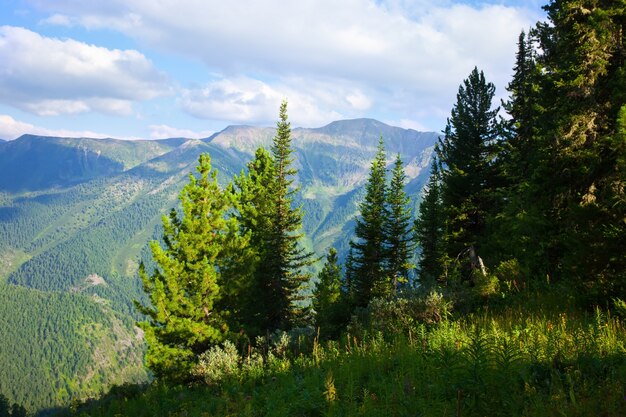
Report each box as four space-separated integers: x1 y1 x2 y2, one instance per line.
468 246 487 278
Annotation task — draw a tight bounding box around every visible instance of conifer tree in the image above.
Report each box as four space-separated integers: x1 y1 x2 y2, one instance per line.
312 248 346 339
348 137 389 307
135 153 250 382
526 1 626 296
231 148 276 333
438 67 501 280
489 30 545 270
266 100 315 329
343 247 356 304
415 153 444 289
234 101 314 333
384 153 415 290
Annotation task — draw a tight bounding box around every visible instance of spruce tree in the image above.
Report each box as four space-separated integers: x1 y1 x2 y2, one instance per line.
348 137 389 307
231 147 276 334
343 247 356 304
135 153 250 382
526 1 626 297
438 67 501 280
234 101 314 333
415 153 444 289
312 248 346 339
384 153 415 290
488 30 545 272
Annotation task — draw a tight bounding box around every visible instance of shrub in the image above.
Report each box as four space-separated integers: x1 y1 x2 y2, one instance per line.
194 341 239 385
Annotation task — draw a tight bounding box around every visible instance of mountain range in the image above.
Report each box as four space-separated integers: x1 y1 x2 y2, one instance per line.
0 118 439 412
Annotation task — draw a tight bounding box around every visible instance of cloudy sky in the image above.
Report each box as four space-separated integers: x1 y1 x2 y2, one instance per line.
0 0 546 140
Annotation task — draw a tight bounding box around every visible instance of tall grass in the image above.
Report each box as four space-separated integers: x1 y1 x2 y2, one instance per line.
64 305 626 417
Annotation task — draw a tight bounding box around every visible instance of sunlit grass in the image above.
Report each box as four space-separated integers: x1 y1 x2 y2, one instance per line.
66 304 626 417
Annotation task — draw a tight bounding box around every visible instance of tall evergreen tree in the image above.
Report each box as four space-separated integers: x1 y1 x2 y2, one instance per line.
135 153 250 382
235 101 314 332
415 152 444 289
348 137 389 307
231 147 276 334
312 248 346 339
267 100 315 329
438 67 501 280
384 153 415 290
343 247 356 304
489 29 546 272
526 0 626 297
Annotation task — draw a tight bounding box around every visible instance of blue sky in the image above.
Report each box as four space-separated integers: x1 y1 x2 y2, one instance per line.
0 0 546 140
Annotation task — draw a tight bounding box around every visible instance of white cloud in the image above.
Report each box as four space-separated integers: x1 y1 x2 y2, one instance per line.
179 77 367 127
0 114 115 139
40 13 73 26
0 26 170 116
148 124 213 140
26 0 542 129
390 118 429 132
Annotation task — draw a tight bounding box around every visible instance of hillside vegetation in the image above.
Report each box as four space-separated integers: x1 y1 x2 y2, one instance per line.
60 300 626 417
1 1 625 416
0 120 436 412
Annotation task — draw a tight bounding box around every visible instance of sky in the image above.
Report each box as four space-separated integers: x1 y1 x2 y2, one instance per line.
0 0 546 140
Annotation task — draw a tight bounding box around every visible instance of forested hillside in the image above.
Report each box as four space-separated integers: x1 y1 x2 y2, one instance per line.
0 284 145 412
0 119 437 412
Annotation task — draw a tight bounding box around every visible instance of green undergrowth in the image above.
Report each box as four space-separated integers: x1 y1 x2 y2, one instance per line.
62 306 626 417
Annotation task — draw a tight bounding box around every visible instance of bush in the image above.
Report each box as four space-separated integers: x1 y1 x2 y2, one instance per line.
347 291 454 338
194 341 240 385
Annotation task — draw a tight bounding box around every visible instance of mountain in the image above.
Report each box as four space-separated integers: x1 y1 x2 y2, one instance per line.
0 135 187 192
0 119 438 412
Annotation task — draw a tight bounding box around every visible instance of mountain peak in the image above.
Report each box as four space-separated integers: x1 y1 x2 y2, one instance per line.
318 118 390 130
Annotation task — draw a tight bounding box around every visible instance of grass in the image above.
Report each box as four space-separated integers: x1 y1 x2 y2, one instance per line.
62 304 626 417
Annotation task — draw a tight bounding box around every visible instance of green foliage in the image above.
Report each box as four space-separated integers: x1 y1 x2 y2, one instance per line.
414 154 445 288
496 0 626 300
232 147 277 333
193 341 240 385
438 67 501 282
349 138 390 306
0 119 440 415
266 100 315 329
136 153 251 382
0 283 146 413
313 248 347 339
63 307 626 417
232 102 314 334
384 154 415 289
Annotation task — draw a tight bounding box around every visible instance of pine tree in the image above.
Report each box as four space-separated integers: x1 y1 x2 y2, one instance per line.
526 1 626 297
348 137 389 307
231 147 276 334
312 248 346 339
343 247 356 304
267 100 315 329
384 153 415 290
489 29 546 273
438 67 501 281
135 153 250 382
235 100 314 333
415 152 444 289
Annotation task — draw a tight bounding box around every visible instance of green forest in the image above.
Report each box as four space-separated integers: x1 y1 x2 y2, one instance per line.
2 1 626 416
